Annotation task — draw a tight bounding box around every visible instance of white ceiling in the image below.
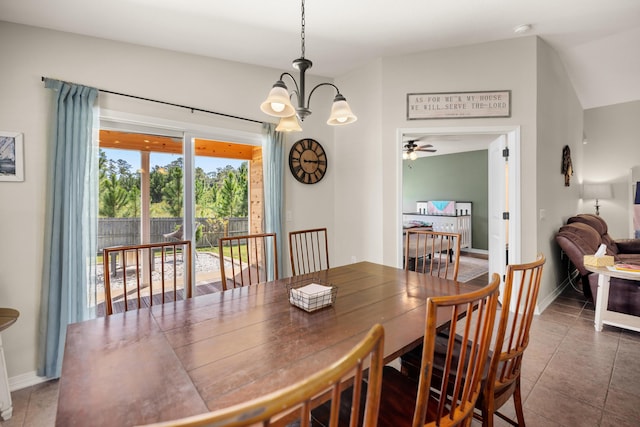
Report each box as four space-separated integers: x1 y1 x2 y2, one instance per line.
1 0 639 110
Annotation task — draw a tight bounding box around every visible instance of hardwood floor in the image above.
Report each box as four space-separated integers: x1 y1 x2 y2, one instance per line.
5 276 640 426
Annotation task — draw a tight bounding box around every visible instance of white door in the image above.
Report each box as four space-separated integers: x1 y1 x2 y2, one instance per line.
488 135 508 284
488 130 520 306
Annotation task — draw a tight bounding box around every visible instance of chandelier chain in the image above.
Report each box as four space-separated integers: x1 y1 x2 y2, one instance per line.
301 0 306 58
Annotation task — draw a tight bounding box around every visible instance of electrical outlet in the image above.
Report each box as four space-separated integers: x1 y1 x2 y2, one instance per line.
350 256 357 263
286 210 292 222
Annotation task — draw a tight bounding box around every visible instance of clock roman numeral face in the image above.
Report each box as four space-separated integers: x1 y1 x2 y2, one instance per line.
288 139 327 184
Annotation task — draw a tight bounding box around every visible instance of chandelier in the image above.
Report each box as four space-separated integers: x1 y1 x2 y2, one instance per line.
260 0 357 132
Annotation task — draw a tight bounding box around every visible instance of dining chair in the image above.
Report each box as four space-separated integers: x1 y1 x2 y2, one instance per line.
136 323 385 427
377 273 501 427
400 230 462 377
473 253 546 426
404 230 461 280
102 240 193 316
218 232 278 290
400 254 546 426
289 227 329 275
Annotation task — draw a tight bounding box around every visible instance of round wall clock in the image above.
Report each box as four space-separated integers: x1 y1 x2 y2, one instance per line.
288 138 327 184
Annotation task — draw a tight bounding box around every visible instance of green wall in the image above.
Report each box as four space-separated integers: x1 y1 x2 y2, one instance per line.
403 150 488 250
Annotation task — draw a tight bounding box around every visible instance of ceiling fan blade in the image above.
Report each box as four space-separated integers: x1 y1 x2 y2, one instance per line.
416 148 437 152
417 144 433 149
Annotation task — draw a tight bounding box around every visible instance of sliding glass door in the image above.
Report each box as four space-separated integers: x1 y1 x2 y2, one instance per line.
96 124 260 313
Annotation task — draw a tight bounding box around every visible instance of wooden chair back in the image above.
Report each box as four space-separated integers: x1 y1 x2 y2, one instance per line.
415 273 500 426
218 233 278 290
481 253 546 426
378 274 500 427
289 227 329 276
136 324 385 427
102 241 192 316
404 230 461 280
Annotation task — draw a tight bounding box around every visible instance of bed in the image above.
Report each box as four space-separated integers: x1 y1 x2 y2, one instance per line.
403 201 472 250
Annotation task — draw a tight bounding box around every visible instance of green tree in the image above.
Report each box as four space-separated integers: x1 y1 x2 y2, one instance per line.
236 162 248 216
100 173 128 217
149 165 167 203
216 173 236 218
162 164 183 217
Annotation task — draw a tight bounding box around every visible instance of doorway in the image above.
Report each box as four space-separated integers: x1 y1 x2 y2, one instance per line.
398 125 521 283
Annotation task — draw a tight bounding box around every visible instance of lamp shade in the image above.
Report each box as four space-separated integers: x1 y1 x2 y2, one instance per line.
327 94 357 125
582 183 612 200
260 81 296 118
275 114 302 132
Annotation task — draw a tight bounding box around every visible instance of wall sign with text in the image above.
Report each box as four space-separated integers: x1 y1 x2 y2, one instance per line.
407 90 511 120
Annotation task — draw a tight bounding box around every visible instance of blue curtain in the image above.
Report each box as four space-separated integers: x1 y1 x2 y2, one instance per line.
38 79 99 379
262 123 285 279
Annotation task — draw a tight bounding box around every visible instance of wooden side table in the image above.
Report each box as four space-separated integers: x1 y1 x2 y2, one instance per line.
584 266 640 332
0 308 19 420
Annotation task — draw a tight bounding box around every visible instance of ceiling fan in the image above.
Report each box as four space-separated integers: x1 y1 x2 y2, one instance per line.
403 137 436 160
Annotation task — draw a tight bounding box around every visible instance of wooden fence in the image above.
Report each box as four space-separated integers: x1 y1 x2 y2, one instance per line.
98 217 248 251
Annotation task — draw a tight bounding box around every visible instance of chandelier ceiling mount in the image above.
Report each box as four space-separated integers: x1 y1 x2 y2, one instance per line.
260 0 357 132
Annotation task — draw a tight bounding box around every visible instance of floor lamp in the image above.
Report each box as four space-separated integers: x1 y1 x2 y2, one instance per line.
582 183 613 216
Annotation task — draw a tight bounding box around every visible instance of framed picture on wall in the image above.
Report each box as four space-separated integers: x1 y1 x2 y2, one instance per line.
0 131 24 182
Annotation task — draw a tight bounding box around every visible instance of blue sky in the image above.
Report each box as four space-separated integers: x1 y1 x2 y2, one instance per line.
102 148 244 174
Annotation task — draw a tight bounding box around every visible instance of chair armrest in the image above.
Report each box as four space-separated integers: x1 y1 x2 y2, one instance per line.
555 234 591 276
615 239 640 254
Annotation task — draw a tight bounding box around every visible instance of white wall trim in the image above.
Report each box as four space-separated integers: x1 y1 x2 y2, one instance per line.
100 109 263 146
9 371 49 391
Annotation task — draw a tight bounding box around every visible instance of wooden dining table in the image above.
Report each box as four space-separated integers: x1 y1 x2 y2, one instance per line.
55 261 480 426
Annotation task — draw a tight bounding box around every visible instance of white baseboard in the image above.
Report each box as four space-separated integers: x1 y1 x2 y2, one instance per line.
9 371 50 391
462 248 489 255
537 280 570 314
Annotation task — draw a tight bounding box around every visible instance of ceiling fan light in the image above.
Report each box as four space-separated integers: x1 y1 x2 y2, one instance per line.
402 151 409 160
275 114 302 132
409 151 418 161
327 94 357 125
260 81 296 117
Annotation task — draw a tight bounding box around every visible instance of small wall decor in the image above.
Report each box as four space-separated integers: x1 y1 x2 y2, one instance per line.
407 90 511 120
0 131 24 182
561 145 573 186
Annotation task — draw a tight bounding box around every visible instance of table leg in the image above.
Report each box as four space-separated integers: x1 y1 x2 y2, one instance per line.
0 334 12 420
593 273 610 332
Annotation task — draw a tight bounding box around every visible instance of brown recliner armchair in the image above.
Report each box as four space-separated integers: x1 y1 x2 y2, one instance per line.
556 214 640 316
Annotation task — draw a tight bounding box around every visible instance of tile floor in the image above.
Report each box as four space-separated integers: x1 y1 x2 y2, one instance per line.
2 283 640 426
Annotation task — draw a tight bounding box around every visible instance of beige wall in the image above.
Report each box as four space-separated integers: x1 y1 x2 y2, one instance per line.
334 37 539 265
583 100 640 239
535 38 585 307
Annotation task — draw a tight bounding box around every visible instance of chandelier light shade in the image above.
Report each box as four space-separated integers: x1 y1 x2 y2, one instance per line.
275 114 303 132
260 81 296 118
260 0 357 131
327 94 357 125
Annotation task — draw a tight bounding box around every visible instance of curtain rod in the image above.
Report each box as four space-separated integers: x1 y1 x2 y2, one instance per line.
41 76 263 125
